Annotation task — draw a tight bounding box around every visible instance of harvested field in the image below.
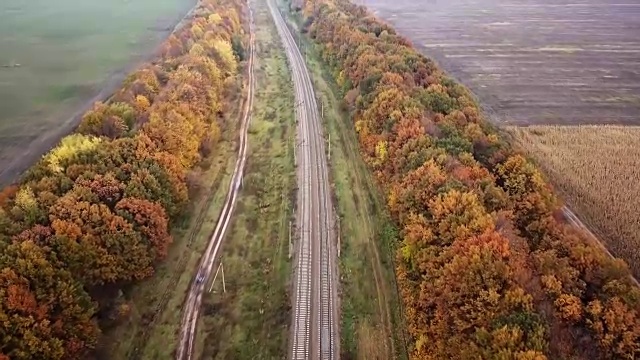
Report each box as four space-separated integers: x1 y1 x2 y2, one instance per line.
508 125 640 277
365 0 640 126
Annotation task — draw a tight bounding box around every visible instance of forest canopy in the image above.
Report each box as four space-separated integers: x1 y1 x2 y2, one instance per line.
299 0 640 358
0 0 247 358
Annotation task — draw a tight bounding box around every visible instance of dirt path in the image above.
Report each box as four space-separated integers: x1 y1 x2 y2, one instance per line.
561 206 640 287
328 66 396 359
368 242 395 358
175 6 256 359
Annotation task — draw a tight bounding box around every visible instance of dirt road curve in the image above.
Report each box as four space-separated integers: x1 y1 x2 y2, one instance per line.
266 1 339 359
561 206 640 287
174 7 256 360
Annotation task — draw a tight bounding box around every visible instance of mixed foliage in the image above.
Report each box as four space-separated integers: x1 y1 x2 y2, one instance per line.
0 0 247 358
299 0 640 358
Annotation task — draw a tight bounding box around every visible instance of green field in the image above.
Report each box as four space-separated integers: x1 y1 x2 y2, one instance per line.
0 0 193 182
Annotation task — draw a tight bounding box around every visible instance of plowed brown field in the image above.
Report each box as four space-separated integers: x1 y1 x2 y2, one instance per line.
365 0 640 126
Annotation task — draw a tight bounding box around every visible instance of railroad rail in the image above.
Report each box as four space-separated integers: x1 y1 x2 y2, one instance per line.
266 1 339 359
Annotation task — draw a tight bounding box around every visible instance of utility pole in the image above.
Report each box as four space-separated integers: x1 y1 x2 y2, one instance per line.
336 215 341 258
221 263 226 293
209 262 226 293
288 220 293 259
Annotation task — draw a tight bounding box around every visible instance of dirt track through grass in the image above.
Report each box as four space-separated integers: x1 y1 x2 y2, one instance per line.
99 41 250 360
195 0 295 358
99 110 239 360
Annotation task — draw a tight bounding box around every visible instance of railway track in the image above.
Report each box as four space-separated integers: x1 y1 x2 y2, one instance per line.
266 1 339 359
174 6 256 360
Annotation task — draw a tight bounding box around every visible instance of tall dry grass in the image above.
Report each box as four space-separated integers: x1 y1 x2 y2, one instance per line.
508 125 640 277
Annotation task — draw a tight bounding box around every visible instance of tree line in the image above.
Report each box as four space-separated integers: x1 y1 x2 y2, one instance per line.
0 0 247 358
299 0 640 358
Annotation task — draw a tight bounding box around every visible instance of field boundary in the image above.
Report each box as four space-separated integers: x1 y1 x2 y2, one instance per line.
0 0 198 187
507 129 640 288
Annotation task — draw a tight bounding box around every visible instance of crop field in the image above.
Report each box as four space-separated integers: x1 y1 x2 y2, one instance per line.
0 0 194 185
365 0 640 126
508 125 640 277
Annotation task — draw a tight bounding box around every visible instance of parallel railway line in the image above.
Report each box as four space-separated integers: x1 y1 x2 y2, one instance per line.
266 1 339 359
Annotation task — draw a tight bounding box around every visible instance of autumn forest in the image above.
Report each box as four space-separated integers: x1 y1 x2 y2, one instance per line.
0 0 246 357
299 0 640 358
0 0 639 358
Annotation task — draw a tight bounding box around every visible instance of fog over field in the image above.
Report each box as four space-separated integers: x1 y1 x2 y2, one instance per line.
365 0 640 126
0 0 194 185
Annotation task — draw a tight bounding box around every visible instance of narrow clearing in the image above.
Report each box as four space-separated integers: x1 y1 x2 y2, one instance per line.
195 0 297 357
280 3 407 359
175 6 256 360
